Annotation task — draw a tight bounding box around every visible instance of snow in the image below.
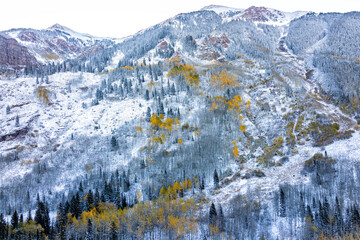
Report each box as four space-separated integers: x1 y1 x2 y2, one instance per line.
105 50 124 71
200 5 243 15
0 72 148 187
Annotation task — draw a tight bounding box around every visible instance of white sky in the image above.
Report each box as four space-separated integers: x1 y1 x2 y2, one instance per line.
1 0 360 38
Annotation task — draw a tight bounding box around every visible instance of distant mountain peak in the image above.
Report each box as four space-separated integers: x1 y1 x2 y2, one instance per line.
47 23 70 31
200 5 242 14
240 6 279 22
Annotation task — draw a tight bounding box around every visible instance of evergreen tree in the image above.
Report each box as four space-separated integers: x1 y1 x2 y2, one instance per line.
56 203 66 240
171 83 176 95
213 169 219 188
146 107 151 122
111 136 118 151
200 178 205 192
334 196 343 236
85 219 93 240
15 115 20 127
209 203 217 225
6 105 10 115
158 102 165 115
144 89 150 101
0 213 6 240
19 214 23 224
69 193 81 219
218 204 225 232
35 200 50 235
110 221 117 240
26 209 32 222
304 205 314 239
86 189 94 211
11 210 19 229
280 188 286 217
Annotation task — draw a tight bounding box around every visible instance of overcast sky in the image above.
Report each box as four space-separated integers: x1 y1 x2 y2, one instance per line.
1 0 360 38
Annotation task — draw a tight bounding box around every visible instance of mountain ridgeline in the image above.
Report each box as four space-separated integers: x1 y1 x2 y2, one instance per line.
1 5 360 240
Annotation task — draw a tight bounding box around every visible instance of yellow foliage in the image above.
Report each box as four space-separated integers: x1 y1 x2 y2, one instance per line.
135 126 143 133
148 81 156 91
232 141 239 159
330 55 342 59
209 224 220 236
178 138 183 144
210 70 238 89
240 125 246 133
210 102 217 111
167 62 200 87
45 52 59 60
122 66 134 71
168 215 195 239
18 220 44 236
36 86 50 104
136 190 142 202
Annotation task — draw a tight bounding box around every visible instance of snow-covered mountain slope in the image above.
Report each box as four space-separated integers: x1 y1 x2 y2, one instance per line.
0 24 120 71
1 5 360 240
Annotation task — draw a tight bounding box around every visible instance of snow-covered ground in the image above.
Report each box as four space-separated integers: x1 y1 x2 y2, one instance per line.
0 72 148 187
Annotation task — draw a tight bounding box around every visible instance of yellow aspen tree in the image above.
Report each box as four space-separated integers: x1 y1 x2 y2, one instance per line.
232 141 239 159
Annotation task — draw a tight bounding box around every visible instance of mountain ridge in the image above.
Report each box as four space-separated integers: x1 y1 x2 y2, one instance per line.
1 5 360 239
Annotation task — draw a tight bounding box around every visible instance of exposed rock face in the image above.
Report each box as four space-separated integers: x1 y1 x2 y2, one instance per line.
77 45 104 59
204 33 230 48
240 6 278 22
0 35 38 70
197 33 229 60
0 24 116 72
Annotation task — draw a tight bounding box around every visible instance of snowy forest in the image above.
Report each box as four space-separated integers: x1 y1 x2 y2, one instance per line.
1 7 360 240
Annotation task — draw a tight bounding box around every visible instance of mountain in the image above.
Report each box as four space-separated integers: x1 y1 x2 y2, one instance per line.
1 5 360 239
0 24 118 72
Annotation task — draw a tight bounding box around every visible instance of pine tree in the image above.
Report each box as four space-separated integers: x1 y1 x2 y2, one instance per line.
56 203 66 240
280 188 286 217
70 193 81 219
146 107 151 122
0 213 6 240
218 204 225 232
35 200 50 235
85 219 93 240
200 178 205 192
6 105 10 115
86 189 94 211
159 102 165 115
209 203 217 225
15 115 20 127
11 210 19 229
213 170 219 189
111 136 118 151
304 205 314 239
110 221 117 240
334 196 343 236
171 83 176 95
145 89 150 101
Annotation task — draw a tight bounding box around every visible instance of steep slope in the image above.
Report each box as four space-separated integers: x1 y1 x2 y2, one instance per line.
0 24 119 73
1 5 360 240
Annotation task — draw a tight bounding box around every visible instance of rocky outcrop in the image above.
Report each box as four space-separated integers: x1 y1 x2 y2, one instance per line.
240 6 278 22
0 35 38 70
204 33 230 48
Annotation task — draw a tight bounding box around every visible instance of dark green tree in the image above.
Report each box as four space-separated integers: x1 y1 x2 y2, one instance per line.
11 210 19 229
213 170 219 189
209 203 217 225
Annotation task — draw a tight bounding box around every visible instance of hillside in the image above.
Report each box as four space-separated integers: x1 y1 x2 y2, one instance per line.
1 5 360 240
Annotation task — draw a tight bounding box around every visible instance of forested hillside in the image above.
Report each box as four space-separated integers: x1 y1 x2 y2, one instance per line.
1 5 360 240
